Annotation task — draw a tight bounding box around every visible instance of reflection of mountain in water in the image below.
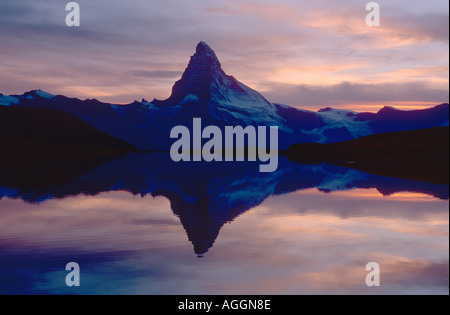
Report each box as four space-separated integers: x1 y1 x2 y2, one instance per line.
0 154 448 255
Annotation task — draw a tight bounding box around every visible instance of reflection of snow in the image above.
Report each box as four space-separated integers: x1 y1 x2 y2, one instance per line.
311 165 369 192
212 168 285 216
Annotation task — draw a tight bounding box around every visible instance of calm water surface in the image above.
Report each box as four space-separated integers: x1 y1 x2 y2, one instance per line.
0 154 448 294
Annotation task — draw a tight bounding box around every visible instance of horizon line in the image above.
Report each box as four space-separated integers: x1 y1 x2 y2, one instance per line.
2 89 448 114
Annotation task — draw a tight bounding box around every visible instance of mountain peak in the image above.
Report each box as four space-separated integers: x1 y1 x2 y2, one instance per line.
150 42 282 128
377 106 400 114
191 41 222 71
196 41 215 56
152 42 225 106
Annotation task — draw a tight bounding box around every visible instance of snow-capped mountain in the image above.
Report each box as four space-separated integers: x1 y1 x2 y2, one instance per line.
1 42 449 150
152 41 289 131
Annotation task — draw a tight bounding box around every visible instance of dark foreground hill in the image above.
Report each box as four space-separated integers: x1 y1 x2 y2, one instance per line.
282 127 449 185
0 106 139 187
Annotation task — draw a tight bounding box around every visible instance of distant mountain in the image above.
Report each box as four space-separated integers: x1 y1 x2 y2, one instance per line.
0 106 138 187
1 42 448 150
283 127 449 185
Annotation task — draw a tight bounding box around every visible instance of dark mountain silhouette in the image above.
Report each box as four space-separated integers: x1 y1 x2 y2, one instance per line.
283 127 449 185
1 42 448 150
357 104 450 134
0 106 138 187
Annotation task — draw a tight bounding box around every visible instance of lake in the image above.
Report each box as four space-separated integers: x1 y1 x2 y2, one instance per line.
0 153 448 294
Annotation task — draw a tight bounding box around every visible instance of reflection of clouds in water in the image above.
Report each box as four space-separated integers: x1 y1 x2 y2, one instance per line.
293 259 448 295
0 193 181 252
263 188 449 220
215 189 448 294
0 188 448 294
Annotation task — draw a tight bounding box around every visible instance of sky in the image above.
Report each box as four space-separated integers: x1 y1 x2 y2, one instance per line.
0 0 448 112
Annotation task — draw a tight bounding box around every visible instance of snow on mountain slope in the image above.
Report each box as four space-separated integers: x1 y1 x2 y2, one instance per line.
0 90 55 106
0 94 20 106
211 79 289 130
312 107 372 143
273 104 371 143
34 90 55 100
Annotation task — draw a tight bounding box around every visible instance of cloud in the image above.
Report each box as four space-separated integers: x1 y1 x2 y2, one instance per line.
265 82 449 106
128 70 183 79
383 10 449 43
0 0 447 110
0 1 34 20
263 81 449 109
